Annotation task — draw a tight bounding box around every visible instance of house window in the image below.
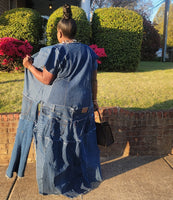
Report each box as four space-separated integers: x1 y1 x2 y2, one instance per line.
9 0 17 9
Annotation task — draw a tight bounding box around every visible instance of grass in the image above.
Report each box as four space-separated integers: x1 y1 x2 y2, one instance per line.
0 72 24 113
0 61 173 113
97 61 173 111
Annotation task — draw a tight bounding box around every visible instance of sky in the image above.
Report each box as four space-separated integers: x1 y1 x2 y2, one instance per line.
150 0 173 21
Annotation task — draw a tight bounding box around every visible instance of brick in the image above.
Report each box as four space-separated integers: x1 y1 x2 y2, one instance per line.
0 127 8 134
0 134 9 143
0 122 10 127
0 143 7 150
156 111 163 119
8 114 14 121
163 111 169 118
1 114 8 121
0 154 10 161
7 128 17 134
7 144 15 154
13 113 20 120
112 107 119 115
0 159 10 165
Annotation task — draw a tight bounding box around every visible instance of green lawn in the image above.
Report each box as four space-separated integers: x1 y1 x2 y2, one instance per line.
0 61 173 113
97 61 173 111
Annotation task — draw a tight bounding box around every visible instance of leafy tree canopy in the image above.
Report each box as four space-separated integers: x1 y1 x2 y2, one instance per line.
91 0 153 18
154 3 173 47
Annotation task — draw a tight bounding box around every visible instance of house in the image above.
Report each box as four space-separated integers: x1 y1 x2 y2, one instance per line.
0 0 25 15
0 0 90 18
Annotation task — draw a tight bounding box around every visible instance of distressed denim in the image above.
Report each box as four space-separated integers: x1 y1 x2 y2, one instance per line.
6 95 39 178
35 103 102 198
6 43 102 198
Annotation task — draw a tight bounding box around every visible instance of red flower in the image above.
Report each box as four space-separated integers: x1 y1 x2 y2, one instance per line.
0 50 4 56
0 37 33 72
97 60 102 64
1 58 9 65
89 44 107 64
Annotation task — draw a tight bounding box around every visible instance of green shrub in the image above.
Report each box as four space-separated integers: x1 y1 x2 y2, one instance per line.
46 6 91 45
92 7 143 71
141 16 160 61
0 8 43 52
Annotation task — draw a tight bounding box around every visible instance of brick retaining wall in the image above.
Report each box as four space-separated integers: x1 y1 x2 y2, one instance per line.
0 108 173 165
0 113 35 166
96 107 173 161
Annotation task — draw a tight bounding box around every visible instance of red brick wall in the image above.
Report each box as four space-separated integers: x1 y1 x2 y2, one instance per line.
95 108 173 161
0 113 35 166
0 108 173 165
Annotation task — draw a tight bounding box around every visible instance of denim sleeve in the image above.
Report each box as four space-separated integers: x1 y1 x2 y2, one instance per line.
32 47 59 74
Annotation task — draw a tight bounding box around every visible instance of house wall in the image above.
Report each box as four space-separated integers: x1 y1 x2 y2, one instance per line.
0 0 80 16
0 0 9 15
0 0 25 15
28 0 81 16
17 0 26 7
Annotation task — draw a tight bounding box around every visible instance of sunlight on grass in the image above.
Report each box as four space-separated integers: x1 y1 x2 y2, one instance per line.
97 61 173 110
0 72 24 113
0 61 173 113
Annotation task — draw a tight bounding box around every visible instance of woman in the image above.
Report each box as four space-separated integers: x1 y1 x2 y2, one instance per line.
23 4 102 198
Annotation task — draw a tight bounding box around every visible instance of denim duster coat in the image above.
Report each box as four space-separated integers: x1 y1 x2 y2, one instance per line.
6 42 102 198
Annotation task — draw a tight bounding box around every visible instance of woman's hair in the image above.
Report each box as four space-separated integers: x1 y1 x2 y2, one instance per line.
57 4 77 39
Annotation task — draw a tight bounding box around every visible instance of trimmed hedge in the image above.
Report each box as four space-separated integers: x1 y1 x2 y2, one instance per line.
0 8 43 52
46 6 91 45
92 7 143 71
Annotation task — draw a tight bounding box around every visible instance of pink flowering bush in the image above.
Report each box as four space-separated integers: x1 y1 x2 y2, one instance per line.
89 44 107 64
0 37 33 72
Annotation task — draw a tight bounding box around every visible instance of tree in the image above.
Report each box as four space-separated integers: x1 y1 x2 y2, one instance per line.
134 0 153 18
154 2 173 47
91 0 153 18
108 0 137 8
91 0 137 9
141 15 161 60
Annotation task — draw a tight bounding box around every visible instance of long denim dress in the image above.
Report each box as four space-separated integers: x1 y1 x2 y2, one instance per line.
6 43 102 198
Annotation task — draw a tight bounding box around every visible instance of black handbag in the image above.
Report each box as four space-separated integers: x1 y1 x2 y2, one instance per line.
95 110 114 147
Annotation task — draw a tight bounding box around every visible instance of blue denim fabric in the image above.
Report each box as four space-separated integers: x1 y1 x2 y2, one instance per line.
6 43 102 197
34 103 102 198
6 96 39 177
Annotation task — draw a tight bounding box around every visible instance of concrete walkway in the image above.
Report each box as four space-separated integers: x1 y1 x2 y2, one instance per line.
1 155 173 200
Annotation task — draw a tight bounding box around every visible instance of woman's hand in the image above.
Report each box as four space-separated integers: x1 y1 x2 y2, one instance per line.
23 55 55 85
23 55 33 69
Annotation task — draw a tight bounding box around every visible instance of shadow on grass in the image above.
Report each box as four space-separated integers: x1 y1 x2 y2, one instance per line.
137 64 173 72
0 79 24 84
122 99 173 111
98 61 173 73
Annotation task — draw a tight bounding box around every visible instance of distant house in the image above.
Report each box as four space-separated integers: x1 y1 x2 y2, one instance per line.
0 0 85 16
0 0 25 15
26 0 81 16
